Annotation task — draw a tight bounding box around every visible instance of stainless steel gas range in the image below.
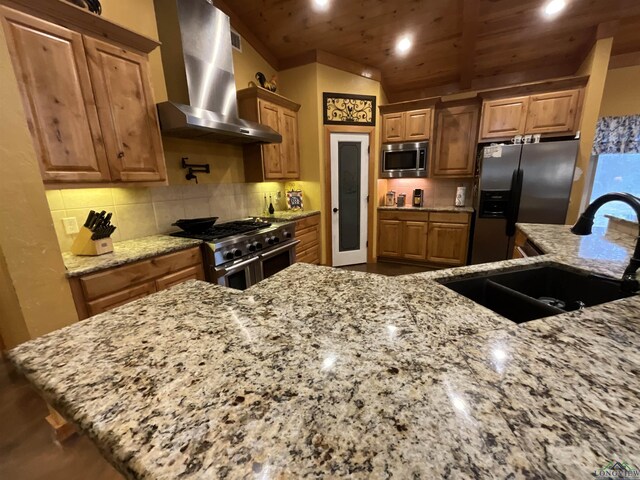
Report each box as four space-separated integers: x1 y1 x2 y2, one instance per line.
171 219 298 290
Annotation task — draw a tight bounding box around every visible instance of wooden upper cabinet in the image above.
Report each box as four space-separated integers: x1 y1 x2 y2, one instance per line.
0 7 110 183
382 109 431 143
238 87 301 182
479 88 582 140
258 100 284 179
405 109 431 141
480 96 529 139
280 107 300 178
432 104 479 178
84 37 166 183
0 6 166 185
525 89 580 135
382 112 405 143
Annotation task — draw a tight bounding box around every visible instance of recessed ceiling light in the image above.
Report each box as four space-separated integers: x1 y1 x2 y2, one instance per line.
312 0 330 11
543 0 566 16
396 36 412 55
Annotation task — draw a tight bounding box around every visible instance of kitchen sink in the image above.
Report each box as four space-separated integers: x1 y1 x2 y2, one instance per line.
437 263 635 323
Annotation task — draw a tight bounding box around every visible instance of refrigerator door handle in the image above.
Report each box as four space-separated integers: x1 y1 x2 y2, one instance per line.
506 169 523 236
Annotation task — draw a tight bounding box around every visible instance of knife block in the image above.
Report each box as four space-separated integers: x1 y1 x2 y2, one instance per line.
71 227 114 256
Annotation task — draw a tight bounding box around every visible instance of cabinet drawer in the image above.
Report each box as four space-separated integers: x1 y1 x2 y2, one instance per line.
155 264 205 291
295 214 320 231
80 247 202 300
86 282 156 317
429 212 470 224
296 227 319 249
378 210 430 222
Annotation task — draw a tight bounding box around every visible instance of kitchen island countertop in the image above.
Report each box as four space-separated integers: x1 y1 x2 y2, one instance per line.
9 223 640 479
62 235 202 277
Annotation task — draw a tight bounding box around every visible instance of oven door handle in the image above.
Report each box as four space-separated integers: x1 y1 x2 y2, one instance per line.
216 256 259 274
259 240 300 259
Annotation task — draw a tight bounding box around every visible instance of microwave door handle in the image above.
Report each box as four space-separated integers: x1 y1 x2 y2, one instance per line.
259 240 300 260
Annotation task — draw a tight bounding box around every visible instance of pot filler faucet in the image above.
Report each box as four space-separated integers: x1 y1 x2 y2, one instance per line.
571 192 640 294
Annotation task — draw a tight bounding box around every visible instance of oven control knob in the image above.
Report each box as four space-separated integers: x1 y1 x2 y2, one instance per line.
254 242 263 250
273 236 280 243
283 231 292 239
247 243 256 252
224 251 234 261
267 236 278 245
232 248 242 257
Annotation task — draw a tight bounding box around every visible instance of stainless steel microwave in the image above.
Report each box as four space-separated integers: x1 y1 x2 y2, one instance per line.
380 142 429 178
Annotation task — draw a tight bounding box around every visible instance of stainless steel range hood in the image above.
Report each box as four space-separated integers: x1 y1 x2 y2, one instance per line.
154 0 281 144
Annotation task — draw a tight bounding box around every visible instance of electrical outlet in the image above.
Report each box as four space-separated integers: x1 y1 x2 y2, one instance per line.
62 217 79 235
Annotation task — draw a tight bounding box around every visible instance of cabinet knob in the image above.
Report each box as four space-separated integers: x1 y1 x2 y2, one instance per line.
333 207 339 213
118 152 125 159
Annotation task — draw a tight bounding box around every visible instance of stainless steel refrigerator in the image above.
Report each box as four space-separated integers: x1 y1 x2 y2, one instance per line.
470 140 579 264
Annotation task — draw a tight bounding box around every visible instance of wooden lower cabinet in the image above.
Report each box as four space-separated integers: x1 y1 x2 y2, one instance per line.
378 219 403 257
69 246 204 319
377 210 470 267
427 222 469 266
402 221 428 260
295 214 321 264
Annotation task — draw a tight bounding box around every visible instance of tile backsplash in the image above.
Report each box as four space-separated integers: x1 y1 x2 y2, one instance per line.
47 183 284 252
383 178 473 207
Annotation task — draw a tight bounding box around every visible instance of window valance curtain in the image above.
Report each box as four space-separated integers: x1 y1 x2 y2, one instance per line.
592 115 640 155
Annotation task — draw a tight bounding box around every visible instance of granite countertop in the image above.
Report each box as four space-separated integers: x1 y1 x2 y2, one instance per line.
378 205 474 213
62 235 202 277
10 224 640 478
255 210 321 222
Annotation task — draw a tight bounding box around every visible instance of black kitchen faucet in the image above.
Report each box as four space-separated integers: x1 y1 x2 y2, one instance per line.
571 192 640 294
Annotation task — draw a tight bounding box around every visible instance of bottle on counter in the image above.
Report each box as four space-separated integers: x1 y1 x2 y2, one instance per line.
268 195 275 215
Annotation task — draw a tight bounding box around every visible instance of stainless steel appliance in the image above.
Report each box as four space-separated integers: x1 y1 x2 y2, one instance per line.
380 142 429 178
471 140 579 264
397 193 406 207
154 0 281 144
171 219 299 290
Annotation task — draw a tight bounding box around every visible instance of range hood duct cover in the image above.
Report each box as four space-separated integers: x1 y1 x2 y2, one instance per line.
155 0 281 144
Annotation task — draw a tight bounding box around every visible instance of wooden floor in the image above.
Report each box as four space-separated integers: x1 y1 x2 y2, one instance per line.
340 261 434 276
0 358 122 480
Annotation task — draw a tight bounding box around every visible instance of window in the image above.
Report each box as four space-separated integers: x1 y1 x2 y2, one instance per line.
588 153 640 228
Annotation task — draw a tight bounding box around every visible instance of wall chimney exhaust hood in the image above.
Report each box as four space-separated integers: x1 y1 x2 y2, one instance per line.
154 0 281 144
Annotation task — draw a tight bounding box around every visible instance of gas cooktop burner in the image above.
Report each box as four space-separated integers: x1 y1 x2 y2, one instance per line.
171 219 271 241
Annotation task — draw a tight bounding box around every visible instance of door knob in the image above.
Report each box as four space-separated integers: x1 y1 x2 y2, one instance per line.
333 207 339 213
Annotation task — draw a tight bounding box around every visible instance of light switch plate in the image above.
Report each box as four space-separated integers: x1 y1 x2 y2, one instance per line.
62 217 79 235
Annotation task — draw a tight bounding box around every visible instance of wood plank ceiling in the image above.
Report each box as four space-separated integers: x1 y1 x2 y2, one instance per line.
224 0 640 100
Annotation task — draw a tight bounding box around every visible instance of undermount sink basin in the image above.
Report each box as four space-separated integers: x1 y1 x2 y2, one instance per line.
437 263 635 323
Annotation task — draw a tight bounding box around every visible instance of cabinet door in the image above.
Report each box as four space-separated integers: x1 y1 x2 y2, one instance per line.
405 109 431 141
402 221 428 260
258 100 284 179
427 222 469 266
1 7 110 183
155 264 204 291
480 97 528 140
378 220 403 257
382 112 405 143
280 107 300 178
86 281 156 316
432 105 479 177
84 37 166 182
524 89 580 135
